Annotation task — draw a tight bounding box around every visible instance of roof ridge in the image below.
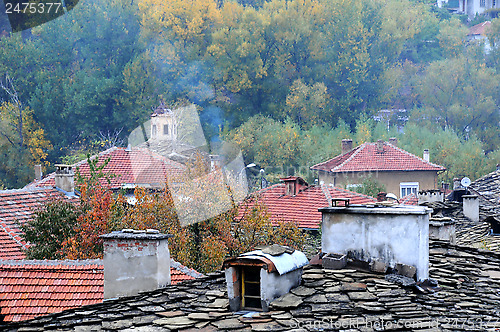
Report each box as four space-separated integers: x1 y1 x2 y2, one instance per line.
170 259 204 278
0 259 103 266
389 143 445 170
331 143 366 172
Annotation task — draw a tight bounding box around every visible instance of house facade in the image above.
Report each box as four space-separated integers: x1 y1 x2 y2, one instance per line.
439 0 498 18
310 139 446 198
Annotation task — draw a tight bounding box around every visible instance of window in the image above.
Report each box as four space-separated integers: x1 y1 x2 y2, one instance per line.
494 0 497 7
241 267 261 309
152 124 157 138
480 0 485 7
163 124 169 135
400 182 419 198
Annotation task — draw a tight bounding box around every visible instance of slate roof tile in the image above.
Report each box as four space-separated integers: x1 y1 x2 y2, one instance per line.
5 240 500 331
310 141 445 173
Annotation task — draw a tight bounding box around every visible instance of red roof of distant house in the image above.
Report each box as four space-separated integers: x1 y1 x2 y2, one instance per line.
238 181 376 229
0 259 203 322
0 188 77 260
27 147 186 190
469 21 491 36
399 193 418 206
310 141 445 173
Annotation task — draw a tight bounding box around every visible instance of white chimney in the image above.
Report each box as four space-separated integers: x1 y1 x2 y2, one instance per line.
462 195 479 222
54 164 74 193
423 149 430 162
101 229 172 299
34 165 42 181
210 155 223 171
319 205 431 280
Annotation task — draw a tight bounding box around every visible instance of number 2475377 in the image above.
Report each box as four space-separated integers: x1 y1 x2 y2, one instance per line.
5 2 62 14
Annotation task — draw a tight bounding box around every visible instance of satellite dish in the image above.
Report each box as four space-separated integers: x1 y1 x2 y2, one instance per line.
461 177 471 188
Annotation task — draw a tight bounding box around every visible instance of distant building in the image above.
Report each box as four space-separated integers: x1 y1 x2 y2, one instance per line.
310 139 446 198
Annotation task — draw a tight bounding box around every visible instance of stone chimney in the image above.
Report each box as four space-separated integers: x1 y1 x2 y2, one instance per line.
423 149 430 162
341 139 353 154
388 137 397 146
319 205 431 280
497 163 500 172
54 165 74 193
281 177 308 196
462 195 479 222
453 178 462 190
100 229 172 299
376 139 384 153
34 165 42 181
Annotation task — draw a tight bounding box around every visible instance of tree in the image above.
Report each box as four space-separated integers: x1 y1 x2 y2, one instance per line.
0 75 52 187
22 199 80 259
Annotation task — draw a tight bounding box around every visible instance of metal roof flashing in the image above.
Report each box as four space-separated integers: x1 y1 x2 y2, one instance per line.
237 250 309 275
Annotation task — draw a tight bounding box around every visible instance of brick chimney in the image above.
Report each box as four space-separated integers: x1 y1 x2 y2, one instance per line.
376 139 384 153
100 229 172 299
388 137 397 146
341 139 353 154
54 165 74 193
280 177 308 196
423 149 430 162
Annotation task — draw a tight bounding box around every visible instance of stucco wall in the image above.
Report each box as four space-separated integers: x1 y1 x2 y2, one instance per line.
103 238 171 299
319 170 439 198
321 206 430 280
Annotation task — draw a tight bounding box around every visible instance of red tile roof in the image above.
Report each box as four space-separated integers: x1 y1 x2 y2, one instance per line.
399 193 418 206
238 182 376 229
0 260 103 322
0 259 203 322
310 141 445 173
27 147 186 190
0 188 76 260
468 20 491 36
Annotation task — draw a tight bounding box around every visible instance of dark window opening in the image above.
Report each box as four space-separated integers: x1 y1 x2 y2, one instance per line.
164 124 169 135
241 267 261 310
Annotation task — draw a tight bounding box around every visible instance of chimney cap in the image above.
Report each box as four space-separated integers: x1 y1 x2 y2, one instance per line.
100 229 173 241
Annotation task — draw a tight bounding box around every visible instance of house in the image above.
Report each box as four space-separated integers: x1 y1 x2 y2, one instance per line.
5 217 500 330
467 21 492 53
310 139 446 198
237 176 376 229
439 0 498 18
0 187 78 260
25 146 186 192
0 229 204 323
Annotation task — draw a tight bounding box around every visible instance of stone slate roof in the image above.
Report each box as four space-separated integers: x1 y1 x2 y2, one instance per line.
310 141 445 173
424 200 500 252
237 184 376 229
470 169 500 207
26 147 186 190
0 188 77 260
0 259 203 323
5 240 500 331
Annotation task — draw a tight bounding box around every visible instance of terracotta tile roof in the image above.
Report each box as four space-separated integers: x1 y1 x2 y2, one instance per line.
0 188 76 260
0 259 203 322
0 260 103 322
7 240 500 331
238 182 376 229
400 193 418 206
310 141 445 173
469 20 491 36
27 147 186 190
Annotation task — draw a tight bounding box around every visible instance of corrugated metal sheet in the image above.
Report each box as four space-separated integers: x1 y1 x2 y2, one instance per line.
240 250 308 275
